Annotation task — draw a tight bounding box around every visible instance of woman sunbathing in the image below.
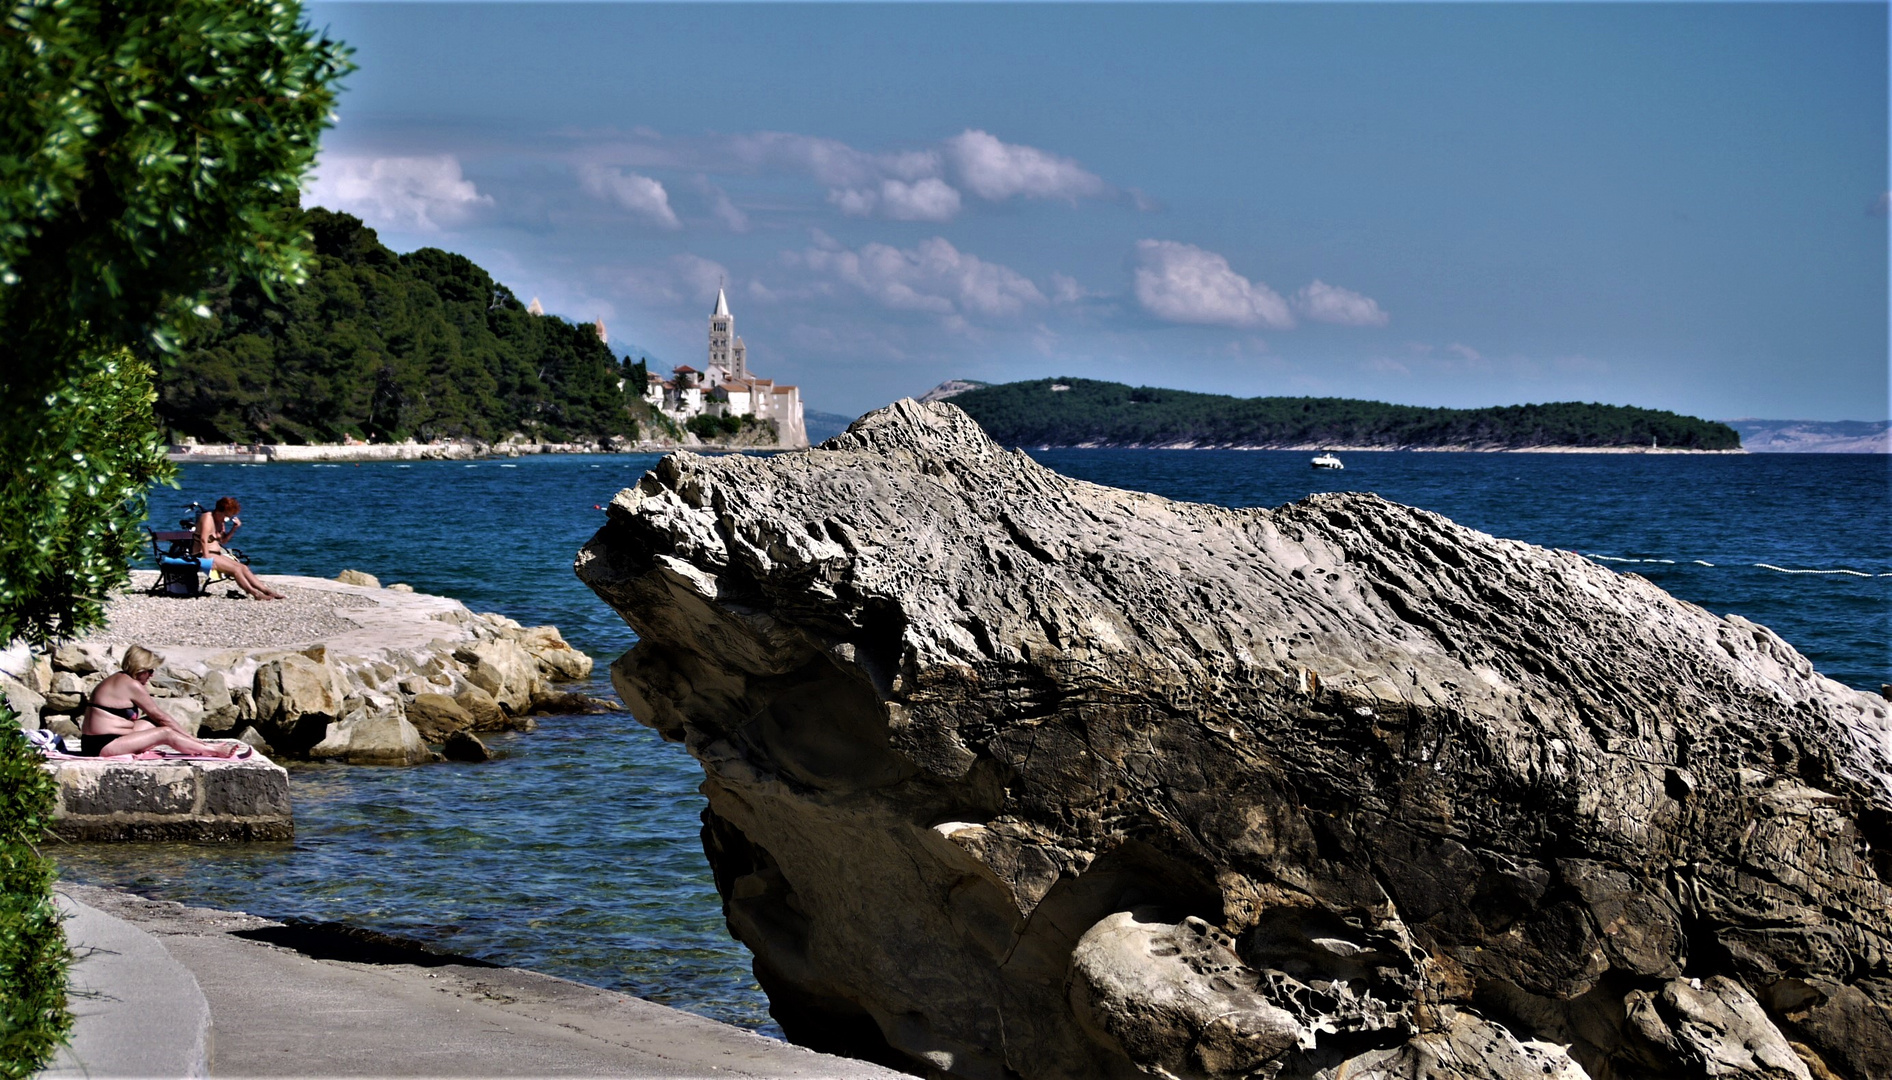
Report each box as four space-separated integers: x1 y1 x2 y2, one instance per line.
80 646 243 758
196 496 285 600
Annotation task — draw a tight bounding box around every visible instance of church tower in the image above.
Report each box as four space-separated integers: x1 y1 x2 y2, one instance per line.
707 288 733 386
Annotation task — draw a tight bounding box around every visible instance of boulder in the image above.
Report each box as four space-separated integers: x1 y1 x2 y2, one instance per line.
407 693 473 742
44 671 84 713
52 642 114 675
252 654 344 754
2 674 45 730
308 713 432 766
576 401 1892 1080
528 688 615 715
453 685 510 731
442 730 491 762
516 625 595 681
335 569 381 588
194 671 240 735
156 695 205 737
452 640 540 713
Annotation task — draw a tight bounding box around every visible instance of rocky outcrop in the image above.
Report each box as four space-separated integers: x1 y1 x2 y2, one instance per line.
2 576 596 766
576 401 1892 1080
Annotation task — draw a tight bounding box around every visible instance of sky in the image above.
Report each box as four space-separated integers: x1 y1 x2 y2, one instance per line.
301 2 1889 422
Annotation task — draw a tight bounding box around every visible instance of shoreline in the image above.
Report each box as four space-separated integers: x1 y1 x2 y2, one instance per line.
50 883 903 1079
166 437 794 465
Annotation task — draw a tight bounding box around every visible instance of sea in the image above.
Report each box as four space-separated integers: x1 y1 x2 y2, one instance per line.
51 449 1892 1036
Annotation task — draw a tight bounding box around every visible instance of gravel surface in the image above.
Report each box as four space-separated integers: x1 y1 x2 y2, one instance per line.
93 572 375 649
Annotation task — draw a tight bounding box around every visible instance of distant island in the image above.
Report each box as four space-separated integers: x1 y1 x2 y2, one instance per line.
1718 419 1889 454
929 378 1743 451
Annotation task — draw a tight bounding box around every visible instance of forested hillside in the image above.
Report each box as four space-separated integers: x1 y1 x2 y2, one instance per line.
158 209 649 444
946 379 1742 450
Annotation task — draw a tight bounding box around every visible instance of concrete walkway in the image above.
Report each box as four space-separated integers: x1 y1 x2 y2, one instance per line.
45 885 907 1079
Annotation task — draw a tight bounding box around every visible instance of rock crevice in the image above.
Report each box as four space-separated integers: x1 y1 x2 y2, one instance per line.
577 400 1892 1080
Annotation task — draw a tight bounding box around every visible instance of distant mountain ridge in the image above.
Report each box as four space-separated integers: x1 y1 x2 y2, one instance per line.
1719 419 1890 454
923 378 1742 451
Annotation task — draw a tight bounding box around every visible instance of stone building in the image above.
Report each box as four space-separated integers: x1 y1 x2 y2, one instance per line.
645 289 807 447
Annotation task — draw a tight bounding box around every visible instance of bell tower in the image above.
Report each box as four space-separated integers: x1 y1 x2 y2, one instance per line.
707 287 733 386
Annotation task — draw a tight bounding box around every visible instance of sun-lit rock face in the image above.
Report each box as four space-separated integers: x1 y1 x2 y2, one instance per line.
577 399 1892 1080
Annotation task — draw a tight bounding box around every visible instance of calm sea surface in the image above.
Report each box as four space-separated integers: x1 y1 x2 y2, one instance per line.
53 449 1892 1034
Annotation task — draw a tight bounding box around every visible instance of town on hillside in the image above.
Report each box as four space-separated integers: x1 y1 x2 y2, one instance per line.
643 289 808 448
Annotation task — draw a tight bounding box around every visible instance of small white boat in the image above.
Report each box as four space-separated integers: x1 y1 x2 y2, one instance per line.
1311 453 1344 470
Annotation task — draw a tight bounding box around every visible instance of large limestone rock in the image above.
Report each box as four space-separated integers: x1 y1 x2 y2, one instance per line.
576 401 1892 1080
251 653 344 753
308 712 432 766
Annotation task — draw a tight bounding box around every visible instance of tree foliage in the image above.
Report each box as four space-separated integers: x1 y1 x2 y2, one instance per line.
0 3 349 1070
0 351 170 645
0 715 65 1080
0 0 350 373
948 379 1743 451
162 209 648 444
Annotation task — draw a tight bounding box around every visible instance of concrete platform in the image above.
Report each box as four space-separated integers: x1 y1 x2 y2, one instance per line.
45 756 292 841
39 889 212 1079
47 885 907 1079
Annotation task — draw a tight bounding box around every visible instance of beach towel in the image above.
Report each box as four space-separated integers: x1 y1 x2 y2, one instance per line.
24 729 254 761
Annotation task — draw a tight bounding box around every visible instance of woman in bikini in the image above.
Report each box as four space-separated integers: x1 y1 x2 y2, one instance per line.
80 646 242 758
196 496 285 601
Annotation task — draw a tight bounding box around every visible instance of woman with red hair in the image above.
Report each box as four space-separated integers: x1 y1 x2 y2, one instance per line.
195 497 285 600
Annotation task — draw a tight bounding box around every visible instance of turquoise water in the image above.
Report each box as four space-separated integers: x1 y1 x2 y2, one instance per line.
52 450 1891 1034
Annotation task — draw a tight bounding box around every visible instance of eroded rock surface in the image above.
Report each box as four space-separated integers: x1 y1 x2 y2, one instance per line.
576 401 1892 1080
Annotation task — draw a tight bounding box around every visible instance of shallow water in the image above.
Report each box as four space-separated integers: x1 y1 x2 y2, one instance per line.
53 449 1891 1034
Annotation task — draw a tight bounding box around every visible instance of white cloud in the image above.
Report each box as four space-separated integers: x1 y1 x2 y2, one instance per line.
728 131 938 189
795 236 1045 319
1133 240 1294 329
1292 280 1390 327
304 154 493 232
615 254 729 308
1871 191 1891 218
945 130 1107 203
1049 273 1092 304
829 178 963 222
579 164 680 228
1447 342 1482 361
696 176 749 232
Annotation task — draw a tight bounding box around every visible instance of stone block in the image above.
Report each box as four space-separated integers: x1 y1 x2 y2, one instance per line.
408 693 473 743
335 569 381 588
442 731 491 762
452 640 540 713
46 671 84 713
46 756 292 842
309 714 432 766
518 626 594 681
454 685 509 731
2 674 45 729
53 643 112 674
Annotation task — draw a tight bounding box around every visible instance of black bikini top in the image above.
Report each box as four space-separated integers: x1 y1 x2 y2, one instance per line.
84 699 141 721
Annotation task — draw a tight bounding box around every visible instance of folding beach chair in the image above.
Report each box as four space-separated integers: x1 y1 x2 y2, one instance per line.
147 503 247 597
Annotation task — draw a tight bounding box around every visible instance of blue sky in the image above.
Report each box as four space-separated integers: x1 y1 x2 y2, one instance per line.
303 2 1888 421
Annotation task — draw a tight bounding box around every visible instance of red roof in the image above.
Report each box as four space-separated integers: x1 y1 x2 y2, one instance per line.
673 365 699 374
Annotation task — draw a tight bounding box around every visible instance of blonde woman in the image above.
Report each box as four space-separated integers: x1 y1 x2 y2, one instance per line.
79 646 242 758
